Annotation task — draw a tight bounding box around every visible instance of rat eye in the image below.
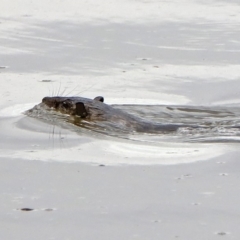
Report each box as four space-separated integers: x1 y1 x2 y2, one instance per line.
62 101 70 108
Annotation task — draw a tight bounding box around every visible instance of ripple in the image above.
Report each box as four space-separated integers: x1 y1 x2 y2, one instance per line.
0 103 239 165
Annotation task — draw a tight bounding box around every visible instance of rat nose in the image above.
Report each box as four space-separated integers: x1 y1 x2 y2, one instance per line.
42 97 49 103
42 97 55 107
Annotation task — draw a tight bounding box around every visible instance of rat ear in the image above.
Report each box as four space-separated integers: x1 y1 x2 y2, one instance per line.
94 96 104 102
76 102 88 118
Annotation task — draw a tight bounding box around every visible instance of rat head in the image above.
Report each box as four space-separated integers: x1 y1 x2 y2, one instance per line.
42 96 104 118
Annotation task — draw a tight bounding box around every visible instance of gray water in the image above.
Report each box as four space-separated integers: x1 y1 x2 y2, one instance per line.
1 1 240 239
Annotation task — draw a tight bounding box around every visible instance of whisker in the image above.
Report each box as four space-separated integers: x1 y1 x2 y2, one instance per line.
74 83 96 96
60 86 68 96
65 85 79 97
58 82 96 98
51 82 56 97
57 81 62 96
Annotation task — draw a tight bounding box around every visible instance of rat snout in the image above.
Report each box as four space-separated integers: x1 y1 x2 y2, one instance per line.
42 97 50 103
41 96 58 108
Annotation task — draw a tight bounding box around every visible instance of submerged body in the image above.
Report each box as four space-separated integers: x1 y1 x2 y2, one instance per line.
40 95 181 133
24 96 240 141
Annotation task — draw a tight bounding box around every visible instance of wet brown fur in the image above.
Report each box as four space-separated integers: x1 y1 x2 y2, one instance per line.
41 96 180 132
